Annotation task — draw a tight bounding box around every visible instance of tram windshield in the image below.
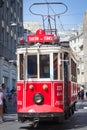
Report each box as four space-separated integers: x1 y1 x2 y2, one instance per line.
27 54 50 78
19 53 62 80
40 55 50 78
27 55 37 78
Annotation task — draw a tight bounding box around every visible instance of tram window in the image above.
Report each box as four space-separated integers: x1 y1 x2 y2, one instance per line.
27 55 37 78
19 54 23 80
40 55 50 78
53 53 58 79
71 59 77 82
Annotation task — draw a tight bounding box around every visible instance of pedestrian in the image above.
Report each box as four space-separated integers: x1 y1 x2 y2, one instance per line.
1 83 7 113
81 89 84 100
12 88 17 107
86 91 87 98
0 85 4 123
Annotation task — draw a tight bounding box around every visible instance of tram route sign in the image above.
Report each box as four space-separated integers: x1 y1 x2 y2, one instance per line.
27 29 59 43
27 34 54 43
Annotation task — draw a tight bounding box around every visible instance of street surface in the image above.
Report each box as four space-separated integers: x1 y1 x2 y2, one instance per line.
0 99 87 130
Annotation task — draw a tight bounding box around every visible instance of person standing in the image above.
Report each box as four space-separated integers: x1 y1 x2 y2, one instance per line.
81 89 84 100
86 91 87 98
0 85 4 123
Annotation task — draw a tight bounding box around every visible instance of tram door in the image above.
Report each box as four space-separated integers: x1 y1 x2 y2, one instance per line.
64 53 69 106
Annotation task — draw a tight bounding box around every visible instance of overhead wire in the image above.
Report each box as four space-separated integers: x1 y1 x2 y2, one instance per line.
44 0 85 32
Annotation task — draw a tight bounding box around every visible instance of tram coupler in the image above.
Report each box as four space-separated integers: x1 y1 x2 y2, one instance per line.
33 118 39 128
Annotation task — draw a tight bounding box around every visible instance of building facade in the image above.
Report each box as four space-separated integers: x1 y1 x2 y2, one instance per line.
83 11 87 88
23 21 40 34
69 27 84 88
0 0 23 91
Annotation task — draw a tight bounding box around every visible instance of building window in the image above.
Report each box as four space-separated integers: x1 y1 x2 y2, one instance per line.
81 72 84 75
77 68 80 74
79 45 83 51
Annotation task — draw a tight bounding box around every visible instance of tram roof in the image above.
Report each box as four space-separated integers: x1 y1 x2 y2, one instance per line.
16 41 77 62
16 42 71 53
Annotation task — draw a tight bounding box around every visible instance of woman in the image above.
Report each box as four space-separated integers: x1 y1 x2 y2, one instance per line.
0 85 4 123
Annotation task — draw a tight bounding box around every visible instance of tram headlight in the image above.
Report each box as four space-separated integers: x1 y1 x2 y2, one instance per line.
29 85 34 90
43 84 48 90
33 93 44 105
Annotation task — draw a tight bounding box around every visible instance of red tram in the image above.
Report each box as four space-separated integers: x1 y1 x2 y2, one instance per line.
16 2 78 127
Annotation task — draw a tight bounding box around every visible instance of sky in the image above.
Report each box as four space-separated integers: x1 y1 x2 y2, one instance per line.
23 0 87 31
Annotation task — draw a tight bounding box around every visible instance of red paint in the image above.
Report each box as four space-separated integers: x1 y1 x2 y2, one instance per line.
54 82 64 109
26 82 51 106
17 81 64 113
68 81 77 105
17 82 23 110
17 80 77 113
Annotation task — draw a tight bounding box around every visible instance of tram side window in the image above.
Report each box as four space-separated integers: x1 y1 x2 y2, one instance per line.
40 55 50 78
53 53 58 79
19 54 23 80
27 55 37 78
71 59 77 82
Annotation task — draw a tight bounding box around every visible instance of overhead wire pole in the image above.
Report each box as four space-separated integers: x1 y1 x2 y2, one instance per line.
29 2 68 35
45 0 59 34
47 3 52 32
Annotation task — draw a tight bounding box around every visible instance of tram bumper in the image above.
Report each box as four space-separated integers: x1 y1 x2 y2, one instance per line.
18 105 64 122
18 112 65 123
